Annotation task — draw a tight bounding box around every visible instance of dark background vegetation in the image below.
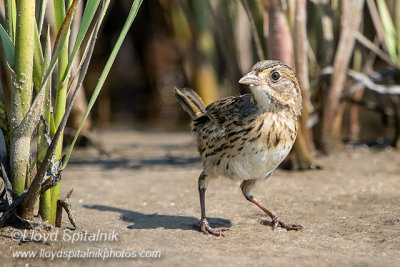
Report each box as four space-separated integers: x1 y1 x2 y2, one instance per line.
85 0 400 150
2 0 400 161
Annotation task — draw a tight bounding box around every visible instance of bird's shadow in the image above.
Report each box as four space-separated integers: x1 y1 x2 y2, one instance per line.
68 141 202 170
69 155 201 170
84 204 231 231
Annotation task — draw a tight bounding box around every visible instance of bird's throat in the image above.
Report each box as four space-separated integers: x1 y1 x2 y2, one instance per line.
250 86 272 110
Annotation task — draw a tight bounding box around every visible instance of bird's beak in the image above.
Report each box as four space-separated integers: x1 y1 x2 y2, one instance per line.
239 72 263 86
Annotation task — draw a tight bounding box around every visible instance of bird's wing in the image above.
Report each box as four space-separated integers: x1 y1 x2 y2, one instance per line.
205 96 236 126
205 94 260 130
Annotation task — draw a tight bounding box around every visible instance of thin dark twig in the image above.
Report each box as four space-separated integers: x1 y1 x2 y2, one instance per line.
0 202 7 212
0 191 27 227
56 189 76 229
0 129 7 172
0 162 13 206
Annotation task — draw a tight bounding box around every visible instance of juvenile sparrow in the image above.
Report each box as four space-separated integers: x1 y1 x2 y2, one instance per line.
174 60 303 236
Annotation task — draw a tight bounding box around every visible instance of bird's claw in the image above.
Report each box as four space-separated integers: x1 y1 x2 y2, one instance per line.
272 216 303 231
200 218 229 237
283 224 304 231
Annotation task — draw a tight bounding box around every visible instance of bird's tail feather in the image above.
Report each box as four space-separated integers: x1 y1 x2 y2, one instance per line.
174 87 206 120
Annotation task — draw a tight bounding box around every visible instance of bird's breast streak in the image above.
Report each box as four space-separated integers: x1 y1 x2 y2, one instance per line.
205 116 294 181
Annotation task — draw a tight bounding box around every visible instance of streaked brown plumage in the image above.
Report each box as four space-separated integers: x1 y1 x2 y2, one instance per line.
174 60 303 236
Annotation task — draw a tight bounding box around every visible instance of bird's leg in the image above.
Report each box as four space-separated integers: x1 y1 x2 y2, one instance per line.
198 172 229 236
247 196 303 231
240 180 303 231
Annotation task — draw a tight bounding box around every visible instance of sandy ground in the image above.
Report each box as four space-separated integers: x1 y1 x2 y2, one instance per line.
1 127 400 266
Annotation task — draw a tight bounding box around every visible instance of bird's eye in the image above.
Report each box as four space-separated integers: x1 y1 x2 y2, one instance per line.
271 71 280 81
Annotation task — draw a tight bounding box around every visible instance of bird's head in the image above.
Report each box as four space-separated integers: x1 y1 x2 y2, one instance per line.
239 60 302 117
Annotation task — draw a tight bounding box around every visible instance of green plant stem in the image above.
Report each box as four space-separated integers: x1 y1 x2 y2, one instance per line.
396 1 400 61
37 0 48 34
38 28 52 222
10 0 35 197
4 0 16 42
45 0 72 225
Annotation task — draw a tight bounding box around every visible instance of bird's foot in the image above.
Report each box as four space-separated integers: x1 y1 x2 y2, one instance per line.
271 216 303 231
200 218 229 237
